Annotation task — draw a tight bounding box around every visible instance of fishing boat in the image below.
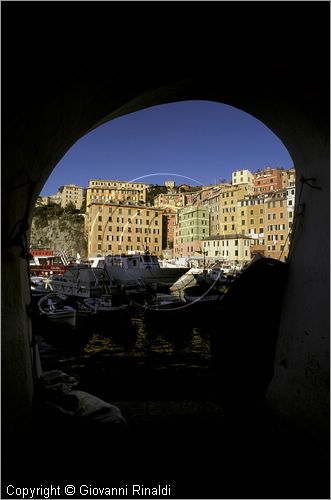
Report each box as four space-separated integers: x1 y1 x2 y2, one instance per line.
195 267 228 287
38 293 76 327
144 292 184 312
183 283 225 305
30 275 53 301
92 252 188 291
51 266 116 298
83 294 131 315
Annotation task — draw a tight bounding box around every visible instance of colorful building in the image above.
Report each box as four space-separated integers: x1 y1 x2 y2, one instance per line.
86 179 150 207
202 234 252 264
58 184 84 209
86 202 163 258
174 205 210 257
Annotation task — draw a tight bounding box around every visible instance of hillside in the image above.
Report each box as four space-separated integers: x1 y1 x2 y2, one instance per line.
30 203 88 260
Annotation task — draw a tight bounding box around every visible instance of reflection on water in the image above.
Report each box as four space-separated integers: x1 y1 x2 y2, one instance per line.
35 307 217 402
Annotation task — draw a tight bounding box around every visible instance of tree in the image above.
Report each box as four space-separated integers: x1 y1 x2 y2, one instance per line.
64 201 77 214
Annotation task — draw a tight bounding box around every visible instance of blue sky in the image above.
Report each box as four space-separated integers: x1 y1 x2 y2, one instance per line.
40 101 294 196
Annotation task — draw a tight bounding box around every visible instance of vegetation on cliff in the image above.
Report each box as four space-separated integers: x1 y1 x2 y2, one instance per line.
30 202 88 259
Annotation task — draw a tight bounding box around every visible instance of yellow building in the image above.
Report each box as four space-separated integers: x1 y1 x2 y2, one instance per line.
203 190 221 236
86 179 150 206
153 192 186 209
237 194 267 254
219 184 250 235
59 184 84 209
87 202 163 258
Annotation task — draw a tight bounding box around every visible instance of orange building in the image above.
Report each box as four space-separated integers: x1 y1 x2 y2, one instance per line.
254 167 285 194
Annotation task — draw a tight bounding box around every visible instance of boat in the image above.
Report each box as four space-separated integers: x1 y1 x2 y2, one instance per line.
38 293 76 327
83 294 131 315
51 266 116 298
183 285 224 304
195 266 228 287
29 249 68 276
30 275 53 301
92 252 188 291
144 292 184 312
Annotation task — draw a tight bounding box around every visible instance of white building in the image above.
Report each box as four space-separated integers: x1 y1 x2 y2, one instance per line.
202 234 252 263
232 169 254 193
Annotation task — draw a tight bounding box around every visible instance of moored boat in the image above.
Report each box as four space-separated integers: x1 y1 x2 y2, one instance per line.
38 293 76 327
83 294 131 315
51 266 116 298
93 252 188 291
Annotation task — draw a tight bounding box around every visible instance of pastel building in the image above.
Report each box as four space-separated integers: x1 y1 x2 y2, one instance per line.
202 235 252 263
58 184 84 209
218 184 251 235
254 167 285 194
86 202 163 258
264 189 290 261
86 179 150 207
174 205 210 257
162 208 176 250
153 192 186 209
232 169 255 194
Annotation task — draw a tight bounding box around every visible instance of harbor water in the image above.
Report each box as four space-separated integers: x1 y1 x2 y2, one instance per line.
35 303 222 406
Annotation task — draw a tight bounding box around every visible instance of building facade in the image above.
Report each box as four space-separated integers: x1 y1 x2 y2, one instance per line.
86 179 150 207
162 208 176 251
264 189 290 261
174 205 210 257
232 169 255 194
59 184 84 209
253 167 285 194
86 202 163 258
153 192 186 209
202 235 252 263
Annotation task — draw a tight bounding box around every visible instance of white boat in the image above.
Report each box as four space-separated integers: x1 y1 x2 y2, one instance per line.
30 275 53 300
195 267 228 286
38 293 76 327
93 253 188 290
83 294 130 315
183 283 225 305
51 265 116 298
170 268 203 293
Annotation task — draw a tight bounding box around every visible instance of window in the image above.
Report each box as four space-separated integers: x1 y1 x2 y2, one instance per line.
98 225 102 231
98 216 102 222
98 235 102 241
